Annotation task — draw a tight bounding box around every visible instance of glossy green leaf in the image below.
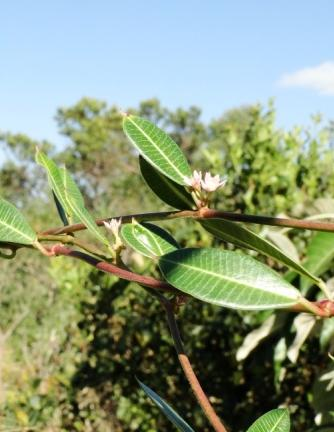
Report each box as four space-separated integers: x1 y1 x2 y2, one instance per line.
159 248 301 310
301 231 334 293
246 408 290 432
61 168 109 246
121 222 179 258
0 197 37 245
137 379 195 432
139 156 194 209
123 115 192 185
201 219 321 287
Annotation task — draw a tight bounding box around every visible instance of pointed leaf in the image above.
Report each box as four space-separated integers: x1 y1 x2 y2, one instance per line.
201 219 321 287
301 231 334 293
36 150 72 219
139 156 194 209
246 408 290 432
159 248 301 310
137 379 195 432
37 150 109 247
123 115 191 185
0 198 37 245
121 222 179 258
61 168 109 246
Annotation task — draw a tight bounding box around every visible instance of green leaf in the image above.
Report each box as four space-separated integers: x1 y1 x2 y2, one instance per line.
121 222 179 258
0 197 37 245
61 168 109 247
52 191 69 226
139 156 194 209
159 248 301 310
301 231 334 293
123 115 192 185
36 149 73 220
37 150 109 247
246 408 290 432
201 219 321 287
137 379 195 432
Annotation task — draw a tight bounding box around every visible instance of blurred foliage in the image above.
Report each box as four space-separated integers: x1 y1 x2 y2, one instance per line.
1 98 334 431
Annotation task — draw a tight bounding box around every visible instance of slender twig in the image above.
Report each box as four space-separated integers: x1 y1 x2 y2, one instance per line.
41 210 189 235
38 234 108 259
50 245 175 293
159 296 228 432
40 208 334 237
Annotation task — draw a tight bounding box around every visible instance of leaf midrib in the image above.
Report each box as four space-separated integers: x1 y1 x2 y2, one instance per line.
162 256 299 300
142 225 164 255
127 116 188 182
269 410 286 432
0 214 35 242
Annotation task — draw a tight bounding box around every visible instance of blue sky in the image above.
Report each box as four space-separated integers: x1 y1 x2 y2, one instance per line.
1 0 333 147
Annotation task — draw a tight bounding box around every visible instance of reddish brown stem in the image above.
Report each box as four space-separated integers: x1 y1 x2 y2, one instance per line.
160 297 228 432
51 244 175 293
198 208 334 232
40 208 334 237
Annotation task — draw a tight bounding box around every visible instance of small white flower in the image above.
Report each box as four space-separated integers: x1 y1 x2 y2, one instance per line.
103 218 122 237
201 172 227 192
183 170 202 191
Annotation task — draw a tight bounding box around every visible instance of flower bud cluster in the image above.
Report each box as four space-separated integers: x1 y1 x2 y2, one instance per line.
103 218 124 253
183 170 227 207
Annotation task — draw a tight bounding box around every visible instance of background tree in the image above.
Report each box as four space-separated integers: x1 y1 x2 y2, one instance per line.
1 98 334 431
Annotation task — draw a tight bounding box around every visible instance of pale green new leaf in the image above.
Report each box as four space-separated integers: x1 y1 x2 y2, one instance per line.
246 408 290 432
0 198 37 245
61 168 109 246
159 248 301 310
137 379 195 432
201 219 321 287
121 222 179 258
301 231 334 293
123 115 192 185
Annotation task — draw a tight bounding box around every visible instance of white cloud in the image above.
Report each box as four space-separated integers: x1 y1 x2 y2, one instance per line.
278 61 334 95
